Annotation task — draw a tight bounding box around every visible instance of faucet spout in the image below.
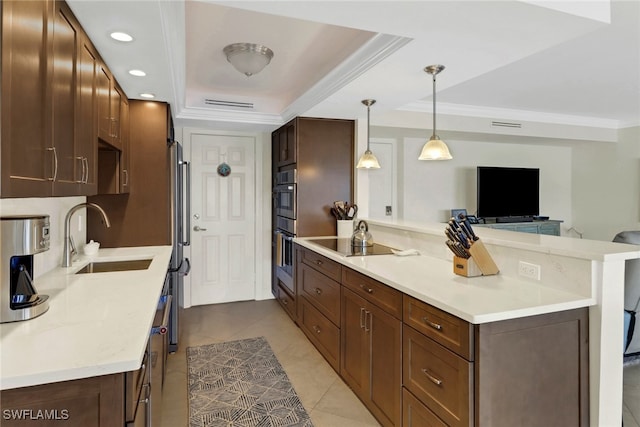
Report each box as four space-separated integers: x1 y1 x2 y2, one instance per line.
62 203 111 267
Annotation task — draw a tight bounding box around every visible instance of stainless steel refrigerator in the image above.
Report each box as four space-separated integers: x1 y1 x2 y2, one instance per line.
167 139 190 352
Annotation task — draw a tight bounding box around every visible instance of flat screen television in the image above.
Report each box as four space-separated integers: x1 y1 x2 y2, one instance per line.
476 166 539 219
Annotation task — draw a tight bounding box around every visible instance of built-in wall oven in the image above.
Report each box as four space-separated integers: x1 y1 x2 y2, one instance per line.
274 170 297 294
274 169 296 220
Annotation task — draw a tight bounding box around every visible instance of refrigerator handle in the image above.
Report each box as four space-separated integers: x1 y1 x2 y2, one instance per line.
183 161 191 246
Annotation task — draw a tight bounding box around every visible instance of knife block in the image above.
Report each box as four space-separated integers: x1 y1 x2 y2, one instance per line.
453 239 499 277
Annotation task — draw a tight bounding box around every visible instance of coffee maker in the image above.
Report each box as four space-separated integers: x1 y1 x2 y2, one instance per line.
1 215 51 323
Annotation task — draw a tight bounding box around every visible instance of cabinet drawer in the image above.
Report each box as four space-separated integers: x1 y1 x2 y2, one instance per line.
125 350 149 423
298 246 342 282
403 388 447 427
404 325 473 427
276 283 296 321
299 297 340 371
298 263 341 325
403 294 473 360
342 268 402 319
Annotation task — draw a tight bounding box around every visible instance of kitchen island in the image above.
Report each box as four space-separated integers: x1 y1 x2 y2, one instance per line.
0 245 171 426
294 219 640 427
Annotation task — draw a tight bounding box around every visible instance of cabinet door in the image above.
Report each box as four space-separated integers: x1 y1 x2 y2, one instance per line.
369 302 402 427
110 84 123 150
1 0 53 197
97 64 113 143
77 37 98 195
119 97 130 193
51 0 80 195
275 121 296 167
340 288 369 400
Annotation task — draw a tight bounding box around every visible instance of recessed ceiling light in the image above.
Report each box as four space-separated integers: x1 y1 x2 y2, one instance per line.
140 93 155 99
129 69 146 77
110 32 133 42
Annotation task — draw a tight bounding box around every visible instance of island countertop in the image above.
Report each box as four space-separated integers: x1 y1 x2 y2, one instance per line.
294 237 595 324
0 245 172 390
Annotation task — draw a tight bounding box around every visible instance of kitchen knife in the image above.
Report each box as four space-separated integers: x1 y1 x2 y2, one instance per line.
446 240 468 258
462 218 479 241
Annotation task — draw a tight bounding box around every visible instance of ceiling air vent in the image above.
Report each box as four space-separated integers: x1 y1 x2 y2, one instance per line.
204 99 254 109
491 121 522 129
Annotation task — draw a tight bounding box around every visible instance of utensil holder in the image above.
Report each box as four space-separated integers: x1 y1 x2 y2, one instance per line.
337 220 353 238
453 239 499 277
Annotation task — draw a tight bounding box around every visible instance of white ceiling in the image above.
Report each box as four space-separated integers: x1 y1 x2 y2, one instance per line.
66 0 639 133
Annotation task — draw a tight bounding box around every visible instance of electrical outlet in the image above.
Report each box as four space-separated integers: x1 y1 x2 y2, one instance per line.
385 206 392 216
518 261 541 280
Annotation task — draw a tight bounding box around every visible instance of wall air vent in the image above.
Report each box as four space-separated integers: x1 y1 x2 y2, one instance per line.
491 121 522 128
204 99 254 109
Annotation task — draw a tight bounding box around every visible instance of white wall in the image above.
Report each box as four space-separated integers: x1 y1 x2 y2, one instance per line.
572 126 640 241
366 126 573 232
0 197 87 277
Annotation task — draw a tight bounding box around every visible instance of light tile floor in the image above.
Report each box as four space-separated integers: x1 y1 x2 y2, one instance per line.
625 363 640 426
161 299 640 427
160 299 380 427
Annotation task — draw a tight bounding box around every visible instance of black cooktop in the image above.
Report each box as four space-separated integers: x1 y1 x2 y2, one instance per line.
309 238 396 257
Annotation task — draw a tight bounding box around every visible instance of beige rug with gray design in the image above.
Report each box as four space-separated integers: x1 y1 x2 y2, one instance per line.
187 336 313 427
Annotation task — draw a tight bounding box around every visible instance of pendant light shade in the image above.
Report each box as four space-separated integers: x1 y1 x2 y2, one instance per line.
419 64 452 161
356 99 381 169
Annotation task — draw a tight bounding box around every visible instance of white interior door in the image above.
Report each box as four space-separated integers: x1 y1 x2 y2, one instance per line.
368 139 397 220
190 132 256 305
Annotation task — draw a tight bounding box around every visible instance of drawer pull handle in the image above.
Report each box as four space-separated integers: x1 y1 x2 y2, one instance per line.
312 325 321 334
281 298 288 305
421 369 443 386
422 316 442 330
315 287 322 295
360 307 366 329
360 284 373 293
315 260 323 265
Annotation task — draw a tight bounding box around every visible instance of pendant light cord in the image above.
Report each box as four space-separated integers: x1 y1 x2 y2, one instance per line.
366 103 371 150
432 73 437 140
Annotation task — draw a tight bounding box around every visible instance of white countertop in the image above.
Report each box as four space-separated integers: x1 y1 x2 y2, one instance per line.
295 237 595 324
0 245 172 390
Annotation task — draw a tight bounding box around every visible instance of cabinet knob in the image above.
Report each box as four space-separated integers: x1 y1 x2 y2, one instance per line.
315 259 323 266
312 325 321 334
314 288 322 295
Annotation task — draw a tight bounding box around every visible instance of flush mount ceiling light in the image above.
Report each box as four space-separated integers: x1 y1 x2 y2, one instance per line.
110 32 133 42
419 64 453 161
139 93 155 99
223 43 274 77
128 69 146 77
356 99 381 169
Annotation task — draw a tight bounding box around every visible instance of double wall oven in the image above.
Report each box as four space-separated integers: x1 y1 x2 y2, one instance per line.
274 170 296 293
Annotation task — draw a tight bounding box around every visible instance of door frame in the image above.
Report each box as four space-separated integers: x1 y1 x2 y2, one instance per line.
180 127 271 308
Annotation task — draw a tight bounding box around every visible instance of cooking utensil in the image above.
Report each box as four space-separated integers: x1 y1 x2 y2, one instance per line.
352 220 374 247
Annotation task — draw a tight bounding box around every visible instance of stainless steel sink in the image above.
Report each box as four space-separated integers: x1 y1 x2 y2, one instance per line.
75 259 152 274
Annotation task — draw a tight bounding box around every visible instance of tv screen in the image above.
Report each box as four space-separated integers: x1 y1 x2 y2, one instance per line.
476 166 539 219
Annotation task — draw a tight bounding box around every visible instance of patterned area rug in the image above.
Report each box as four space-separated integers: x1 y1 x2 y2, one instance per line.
187 336 314 427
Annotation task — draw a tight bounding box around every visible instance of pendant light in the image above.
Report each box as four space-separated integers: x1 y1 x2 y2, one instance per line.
419 64 453 160
356 99 381 169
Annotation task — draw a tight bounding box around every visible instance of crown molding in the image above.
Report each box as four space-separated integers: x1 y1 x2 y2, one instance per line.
279 33 412 123
400 100 623 129
176 106 283 127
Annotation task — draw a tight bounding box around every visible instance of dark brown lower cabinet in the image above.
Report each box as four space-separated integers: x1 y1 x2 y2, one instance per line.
285 246 589 427
403 293 589 427
0 374 124 426
341 287 402 427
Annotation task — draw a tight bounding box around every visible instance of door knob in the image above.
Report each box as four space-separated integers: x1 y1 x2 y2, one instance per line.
193 225 207 231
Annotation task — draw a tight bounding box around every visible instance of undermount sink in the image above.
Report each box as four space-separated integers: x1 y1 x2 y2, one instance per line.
75 259 153 274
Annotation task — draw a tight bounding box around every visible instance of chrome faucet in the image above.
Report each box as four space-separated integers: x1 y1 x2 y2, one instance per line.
62 203 111 267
